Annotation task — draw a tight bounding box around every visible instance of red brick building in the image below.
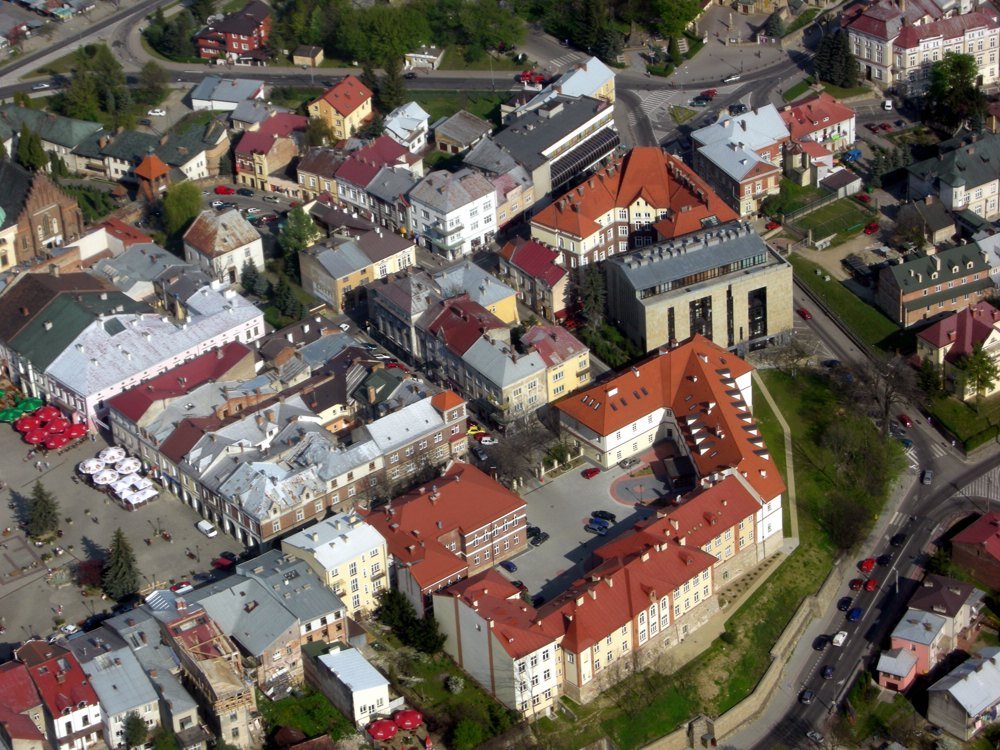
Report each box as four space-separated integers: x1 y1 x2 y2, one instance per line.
195 0 271 61
0 160 84 265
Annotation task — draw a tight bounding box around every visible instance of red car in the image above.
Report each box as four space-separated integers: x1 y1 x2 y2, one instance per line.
797 307 812 320
582 467 601 479
214 185 236 195
863 222 880 235
700 88 718 99
386 361 408 372
856 193 871 204
898 413 913 427
865 578 879 592
765 220 781 230
866 123 880 133
879 122 892 132
859 558 876 573
849 578 864 591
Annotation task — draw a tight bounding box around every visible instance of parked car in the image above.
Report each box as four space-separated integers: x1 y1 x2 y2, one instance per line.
592 510 616 523
849 578 864 591
723 73 741 83
259 213 279 224
806 730 825 745
859 557 876 573
530 531 550 547
30 82 50 91
837 596 853 612
847 606 864 623
841 148 862 162
799 689 815 705
864 222 880 235
404 71 417 80
690 97 710 107
821 665 834 680
584 523 608 536
898 413 913 427
898 438 913 449
797 307 813 320
812 635 828 651
832 631 848 646
510 580 528 592
147 108 167 117
499 560 517 573
865 578 879 592
877 553 893 566
765 220 781 231
211 200 224 209
139 118 153 127
479 436 498 446
618 457 639 470
880 122 892 131
467 424 485 436
856 193 872 203
587 516 610 529
237 187 255 197
386 361 409 372
822 359 841 368
700 88 718 99
890 532 907 547
220 201 238 210
582 467 601 479
921 469 934 485
214 185 236 195
728 103 748 115
262 195 281 203
866 122 880 133
244 207 262 216
171 581 194 594
60 624 80 635
470 445 488 462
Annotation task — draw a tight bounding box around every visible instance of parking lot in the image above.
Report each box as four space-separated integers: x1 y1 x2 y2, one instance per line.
499 462 658 604
0 424 235 658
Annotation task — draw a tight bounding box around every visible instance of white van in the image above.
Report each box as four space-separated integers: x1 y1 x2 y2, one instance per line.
196 520 218 538
832 631 848 647
883 99 893 111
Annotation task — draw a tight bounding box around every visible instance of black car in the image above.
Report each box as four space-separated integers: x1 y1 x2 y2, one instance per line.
592 510 617 523
404 71 417 79
799 689 815 705
237 187 255 197
821 359 841 368
821 665 834 680
220 551 239 562
470 445 488 462
877 552 893 566
139 118 153 127
728 103 748 115
527 525 541 538
530 531 550 547
584 523 608 536
890 533 906 547
812 635 828 651
837 596 853 612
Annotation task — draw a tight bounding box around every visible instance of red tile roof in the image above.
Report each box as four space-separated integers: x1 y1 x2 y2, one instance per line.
15 642 98 716
531 147 737 241
521 324 587 367
431 390 465 413
918 302 1000 364
106 341 255 423
334 136 408 188
0 705 44 742
499 238 566 288
97 218 153 247
135 154 170 181
235 113 308 156
953 513 1000 562
363 462 527 590
555 334 783 500
780 92 855 143
316 75 373 117
422 296 506 357
0 662 42 714
895 11 999 49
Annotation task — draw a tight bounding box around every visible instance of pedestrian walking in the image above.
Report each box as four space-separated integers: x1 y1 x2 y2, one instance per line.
44 461 49 470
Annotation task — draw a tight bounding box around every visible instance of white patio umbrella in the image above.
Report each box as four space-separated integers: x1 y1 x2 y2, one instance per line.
98 446 126 464
92 469 120 486
77 458 104 474
115 457 141 475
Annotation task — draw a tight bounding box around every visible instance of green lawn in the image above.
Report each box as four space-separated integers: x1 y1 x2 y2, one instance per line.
928 392 1000 449
788 254 902 350
256 688 354 740
670 106 696 124
778 179 831 213
785 8 820 35
268 85 324 112
793 197 872 246
408 90 505 127
26 50 77 79
822 82 871 98
782 79 812 102
439 45 523 71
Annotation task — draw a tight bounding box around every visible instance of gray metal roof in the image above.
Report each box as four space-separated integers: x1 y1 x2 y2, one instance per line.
238 549 347 623
282 512 386 573
892 607 947 646
230 99 289 125
188 575 297 656
462 336 546 389
384 101 429 144
433 260 514 309
409 168 494 214
691 105 790 152
366 166 418 203
491 96 610 171
358 394 447 453
433 110 492 146
190 76 264 105
929 647 1000 717
463 138 519 177
909 133 1000 190
82 646 159 718
317 647 388 693
298 331 354 370
609 222 769 292
877 648 917 678
697 140 775 181
308 239 371 280
91 244 192 300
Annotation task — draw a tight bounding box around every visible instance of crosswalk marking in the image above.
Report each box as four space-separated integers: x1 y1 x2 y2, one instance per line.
550 53 584 69
637 89 677 117
961 467 1000 500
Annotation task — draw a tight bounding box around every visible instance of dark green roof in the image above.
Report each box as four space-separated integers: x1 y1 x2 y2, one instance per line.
902 277 994 311
72 131 105 160
885 243 990 297
8 292 149 371
908 134 1000 190
155 120 228 168
0 105 102 149
100 130 161 164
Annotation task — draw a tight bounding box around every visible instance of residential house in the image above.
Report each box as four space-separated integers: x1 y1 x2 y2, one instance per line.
909 574 984 648
502 56 616 121
384 102 430 155
908 134 1000 220
98 130 162 183
605 221 794 352
460 136 535 228
529 147 738 270
952 512 1000 588
365 166 418 232
364 461 528 615
778 92 856 152
897 197 956 245
876 648 919 693
229 100 290 132
15 641 101 750
917 302 1000 399
306 646 392 728
879 608 949 692
521 324 591 401
282 512 389 618
408 168 497 258
0 705 48 750
307 76 373 142
334 137 416 218
0 105 103 173
556 334 785 550
691 106 790 217
845 0 1000 96
234 113 308 193
433 110 492 155
296 148 346 201
404 46 445 70
498 237 570 321
0 662 46 742
433 260 518 324
190 77 265 112
183 209 264 283
367 269 442 355
195 0 271 61
157 120 230 180
876 243 993 327
292 45 323 66
928 648 1000 740
0 159 84 265
465 94 618 201
299 218 416 312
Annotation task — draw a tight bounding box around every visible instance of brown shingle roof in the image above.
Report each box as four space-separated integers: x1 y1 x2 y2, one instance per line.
183 209 260 259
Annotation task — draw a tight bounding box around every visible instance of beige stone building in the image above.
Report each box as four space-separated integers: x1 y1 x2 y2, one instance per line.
307 76 373 141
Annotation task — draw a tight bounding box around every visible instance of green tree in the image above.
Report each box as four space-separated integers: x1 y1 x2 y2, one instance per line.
376 57 408 112
123 713 148 749
241 260 261 296
148 727 180 750
765 12 785 37
579 265 606 332
137 61 168 105
162 182 203 237
451 719 485 750
304 119 336 148
26 481 59 538
15 125 46 172
278 206 319 267
102 527 141 601
667 35 681 64
917 358 942 396
925 52 987 128
959 342 999 413
815 30 858 88
411 613 447 653
188 0 215 24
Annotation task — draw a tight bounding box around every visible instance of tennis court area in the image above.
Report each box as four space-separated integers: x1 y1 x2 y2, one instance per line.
794 198 873 244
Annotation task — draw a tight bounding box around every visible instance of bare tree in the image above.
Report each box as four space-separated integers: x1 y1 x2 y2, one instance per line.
855 352 921 437
758 331 821 375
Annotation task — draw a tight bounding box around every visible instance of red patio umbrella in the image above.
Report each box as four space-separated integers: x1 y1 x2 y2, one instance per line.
46 418 70 434
33 405 60 422
24 428 46 445
65 423 87 439
44 434 68 451
425 736 433 750
394 709 423 730
14 416 40 433
367 720 398 741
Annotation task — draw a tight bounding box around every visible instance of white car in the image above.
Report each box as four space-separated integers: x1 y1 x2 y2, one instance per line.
338 322 350 332
31 82 50 91
832 631 848 647
479 436 498 446
211 200 224 209
244 207 262 215
60 624 80 635
147 108 167 117
373 354 392 360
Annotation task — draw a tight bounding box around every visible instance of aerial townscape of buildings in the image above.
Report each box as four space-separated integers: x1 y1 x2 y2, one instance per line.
5 0 1000 745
